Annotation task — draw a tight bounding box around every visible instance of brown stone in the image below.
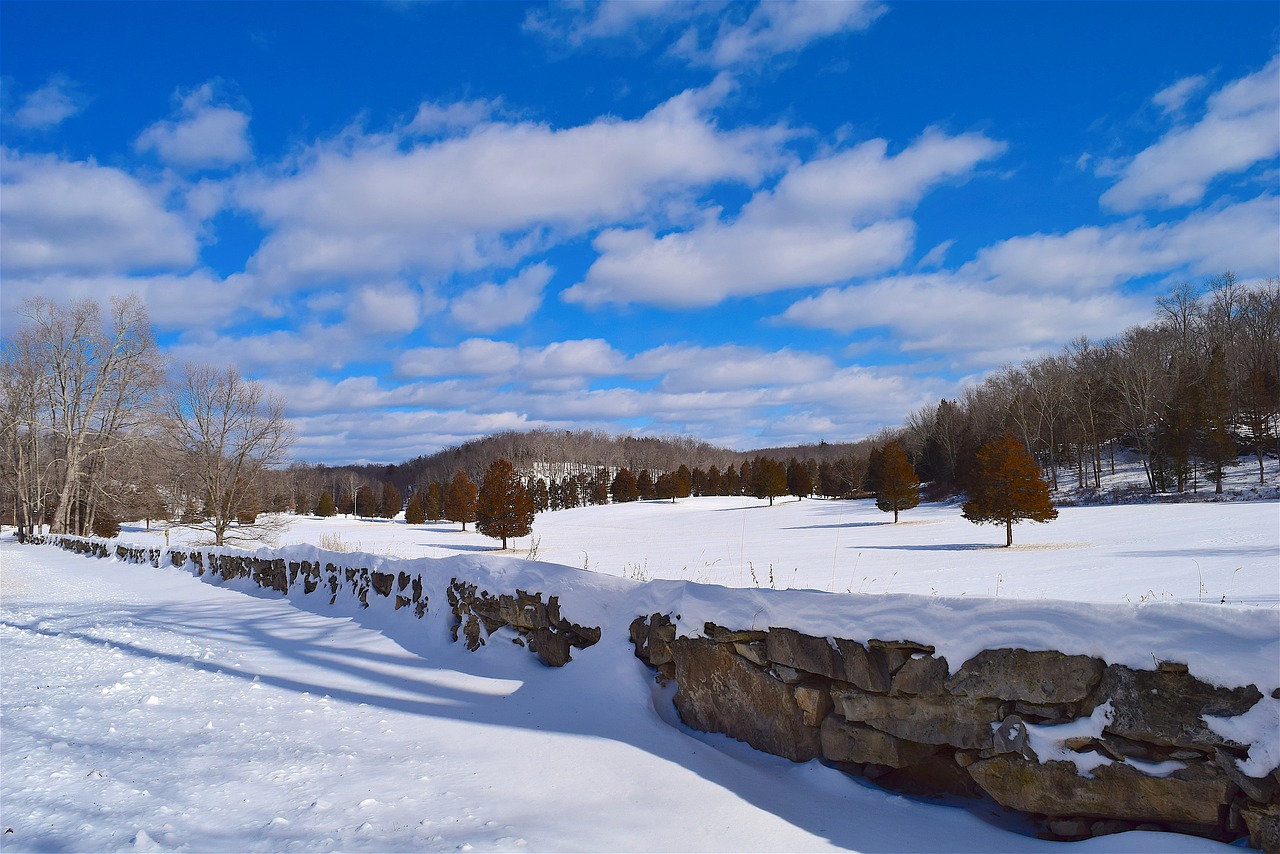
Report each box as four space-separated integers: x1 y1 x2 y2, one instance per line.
820 716 936 767
1241 803 1280 854
704 623 767 644
793 682 833 727
672 637 821 762
765 628 889 691
527 627 572 667
947 648 1103 704
733 641 769 667
967 754 1233 826
1099 664 1262 750
834 687 1000 749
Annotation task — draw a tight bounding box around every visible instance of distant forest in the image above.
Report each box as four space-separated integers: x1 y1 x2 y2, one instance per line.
3 273 1277 539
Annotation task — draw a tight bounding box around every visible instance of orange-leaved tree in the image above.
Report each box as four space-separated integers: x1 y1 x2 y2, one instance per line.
476 458 535 550
962 433 1058 547
444 470 478 531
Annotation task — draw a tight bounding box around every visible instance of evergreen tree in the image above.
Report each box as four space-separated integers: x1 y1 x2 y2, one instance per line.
610 467 639 503
425 482 445 520
530 477 550 512
444 471 478 531
655 472 678 502
315 489 337 517
962 433 1059 547
871 440 920 522
591 468 611 505
637 470 657 500
752 456 788 506
404 492 426 525
476 458 535 549
675 464 693 499
380 481 402 519
786 458 813 500
355 484 378 519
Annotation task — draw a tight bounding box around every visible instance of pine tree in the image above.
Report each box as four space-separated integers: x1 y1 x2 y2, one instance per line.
637 470 656 500
610 467 639 503
476 458 536 549
444 471 478 531
870 440 920 522
787 458 813 500
752 456 788 506
404 492 426 525
315 489 336 517
425 482 445 520
355 484 378 519
380 481 402 519
962 433 1058 547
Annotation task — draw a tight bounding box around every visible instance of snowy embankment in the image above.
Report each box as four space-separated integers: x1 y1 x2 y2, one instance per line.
3 495 1277 852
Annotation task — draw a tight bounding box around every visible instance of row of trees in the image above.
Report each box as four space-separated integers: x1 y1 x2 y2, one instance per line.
1 297 295 546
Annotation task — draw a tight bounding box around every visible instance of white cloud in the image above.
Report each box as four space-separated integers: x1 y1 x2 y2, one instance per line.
0 270 247 330
13 75 84 129
526 0 884 70
346 281 438 335
1152 74 1207 115
0 150 199 275
1102 56 1279 211
780 195 1279 361
449 263 553 332
564 129 1005 307
408 98 504 136
690 0 886 69
238 81 785 289
135 83 252 170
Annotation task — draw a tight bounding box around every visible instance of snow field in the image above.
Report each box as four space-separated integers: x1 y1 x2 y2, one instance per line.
2 491 1277 852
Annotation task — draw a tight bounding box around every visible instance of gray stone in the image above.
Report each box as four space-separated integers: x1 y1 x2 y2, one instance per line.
766 627 838 677
891 655 950 696
947 648 1104 704
1099 664 1262 750
820 716 936 768
967 754 1233 826
993 715 1036 760
834 686 1000 749
1242 803 1280 854
1215 747 1279 803
672 637 821 762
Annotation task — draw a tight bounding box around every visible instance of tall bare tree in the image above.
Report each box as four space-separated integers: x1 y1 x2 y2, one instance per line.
163 363 294 546
1 296 163 536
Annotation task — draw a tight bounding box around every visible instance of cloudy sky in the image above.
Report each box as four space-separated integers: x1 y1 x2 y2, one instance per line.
2 2 1277 464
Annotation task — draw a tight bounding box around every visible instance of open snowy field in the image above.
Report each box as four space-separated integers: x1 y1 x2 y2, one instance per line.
4 474 1279 853
131 492 1280 608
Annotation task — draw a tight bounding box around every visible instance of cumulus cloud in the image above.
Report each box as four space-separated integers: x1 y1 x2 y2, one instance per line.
238 81 785 289
564 128 1005 307
135 83 252 169
0 150 199 275
13 75 84 129
780 195 1279 361
1101 55 1279 211
345 281 438 335
449 263 553 332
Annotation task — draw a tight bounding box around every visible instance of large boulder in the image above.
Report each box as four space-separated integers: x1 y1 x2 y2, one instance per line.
947 648 1104 704
672 637 821 762
967 754 1234 827
1099 665 1262 750
766 628 890 692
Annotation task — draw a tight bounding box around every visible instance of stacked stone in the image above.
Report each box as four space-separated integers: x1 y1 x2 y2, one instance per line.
629 615 1278 851
447 579 601 667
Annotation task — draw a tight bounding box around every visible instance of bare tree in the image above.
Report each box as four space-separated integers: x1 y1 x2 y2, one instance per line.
1 296 163 536
163 363 294 546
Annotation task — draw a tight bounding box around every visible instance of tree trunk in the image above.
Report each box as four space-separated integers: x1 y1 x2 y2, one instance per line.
1005 520 1013 548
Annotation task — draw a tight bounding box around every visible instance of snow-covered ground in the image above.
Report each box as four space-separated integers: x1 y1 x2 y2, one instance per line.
3 471 1278 852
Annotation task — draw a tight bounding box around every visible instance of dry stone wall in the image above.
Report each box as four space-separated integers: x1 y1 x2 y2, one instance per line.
42 536 598 668
630 614 1280 851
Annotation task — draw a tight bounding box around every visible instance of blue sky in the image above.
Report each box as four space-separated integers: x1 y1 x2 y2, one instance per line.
2 1 1277 464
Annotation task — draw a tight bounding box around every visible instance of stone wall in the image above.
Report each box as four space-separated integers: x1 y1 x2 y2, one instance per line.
631 614 1280 851
42 536 598 668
